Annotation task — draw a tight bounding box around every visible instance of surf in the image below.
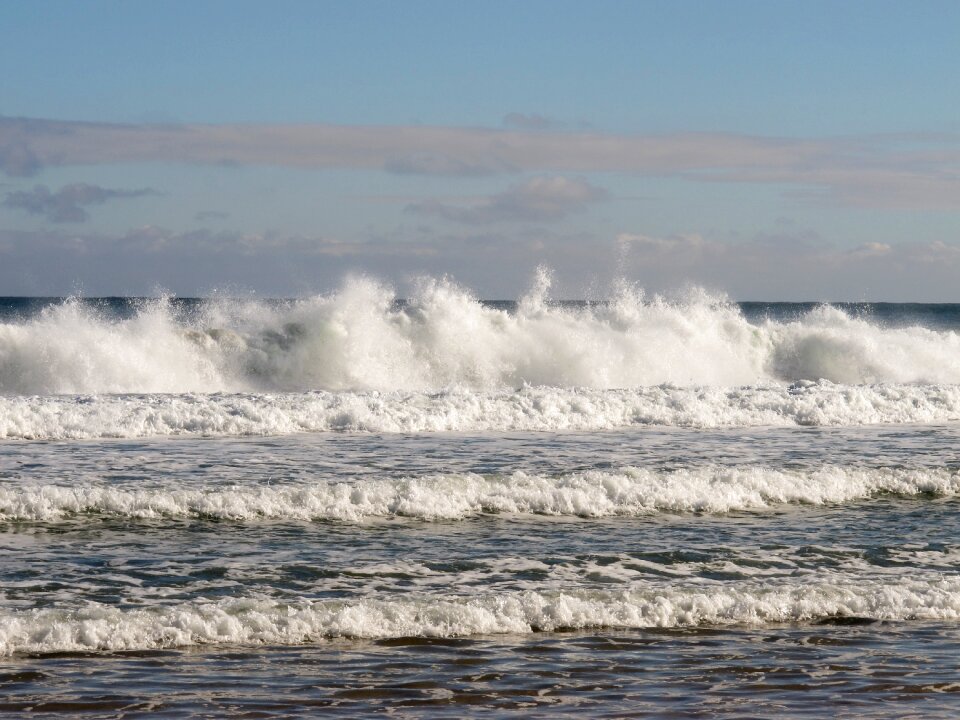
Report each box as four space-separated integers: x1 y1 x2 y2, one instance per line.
2 272 960 397
4 577 960 655
2 465 957 522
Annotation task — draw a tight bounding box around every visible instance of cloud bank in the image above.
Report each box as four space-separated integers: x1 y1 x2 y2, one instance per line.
2 225 958 300
2 116 958 209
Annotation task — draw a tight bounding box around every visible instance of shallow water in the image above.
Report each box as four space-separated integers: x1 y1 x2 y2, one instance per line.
3 625 960 718
1 427 960 716
2 290 960 716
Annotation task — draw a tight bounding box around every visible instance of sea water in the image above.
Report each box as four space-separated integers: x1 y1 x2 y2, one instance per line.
1 276 959 716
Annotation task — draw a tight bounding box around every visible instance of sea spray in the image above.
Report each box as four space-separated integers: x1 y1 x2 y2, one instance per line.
2 274 960 396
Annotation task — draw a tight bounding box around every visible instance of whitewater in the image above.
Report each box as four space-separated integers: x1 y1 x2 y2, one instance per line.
3 274 960 716
3 465 958 522
2 274 960 440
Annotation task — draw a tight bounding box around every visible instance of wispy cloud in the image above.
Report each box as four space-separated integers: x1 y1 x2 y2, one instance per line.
3 183 156 222
2 115 958 209
383 152 514 177
407 176 608 224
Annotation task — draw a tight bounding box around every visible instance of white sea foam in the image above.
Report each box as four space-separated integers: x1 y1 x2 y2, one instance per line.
2 275 960 396
3 578 960 655
1 383 959 439
2 466 955 522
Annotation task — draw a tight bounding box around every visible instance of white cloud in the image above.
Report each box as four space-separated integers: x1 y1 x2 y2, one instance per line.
846 242 892 258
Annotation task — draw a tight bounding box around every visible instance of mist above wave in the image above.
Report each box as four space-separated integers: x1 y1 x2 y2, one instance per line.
2 271 960 395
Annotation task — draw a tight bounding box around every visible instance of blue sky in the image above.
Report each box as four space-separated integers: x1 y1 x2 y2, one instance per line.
1 1 958 298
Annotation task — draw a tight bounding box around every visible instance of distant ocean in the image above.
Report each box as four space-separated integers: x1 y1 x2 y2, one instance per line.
2 277 960 717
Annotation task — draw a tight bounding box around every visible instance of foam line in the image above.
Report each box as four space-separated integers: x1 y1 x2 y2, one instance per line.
2 466 956 521
2 383 959 439
4 578 960 655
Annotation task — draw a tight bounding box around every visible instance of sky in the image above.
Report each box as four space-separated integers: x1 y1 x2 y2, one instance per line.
1 0 958 299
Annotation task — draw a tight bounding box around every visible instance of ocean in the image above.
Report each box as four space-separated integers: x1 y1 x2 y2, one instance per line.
1 277 959 717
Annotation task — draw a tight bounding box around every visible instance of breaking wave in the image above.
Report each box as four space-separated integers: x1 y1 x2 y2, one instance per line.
4 577 960 655
2 273 960 397
2 466 957 522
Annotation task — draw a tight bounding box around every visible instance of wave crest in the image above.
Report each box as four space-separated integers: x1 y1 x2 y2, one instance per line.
3 276 960 395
